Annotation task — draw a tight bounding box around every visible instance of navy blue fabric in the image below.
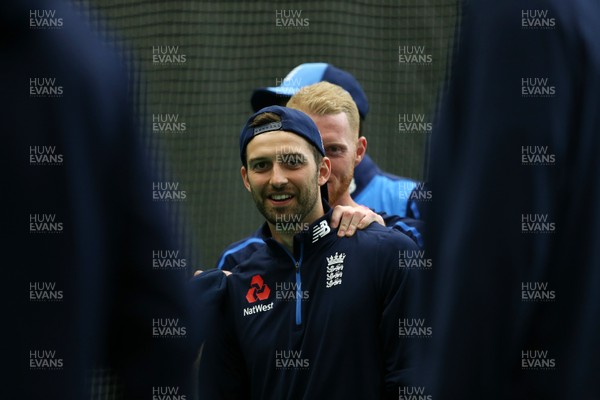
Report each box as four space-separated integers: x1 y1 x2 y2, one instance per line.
216 210 425 271
216 236 265 270
421 0 600 399
392 220 424 249
3 1 197 397
239 105 325 165
216 226 265 271
352 155 423 219
193 209 419 399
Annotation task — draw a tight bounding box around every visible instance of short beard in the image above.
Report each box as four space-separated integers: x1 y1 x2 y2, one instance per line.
328 166 354 206
250 171 320 235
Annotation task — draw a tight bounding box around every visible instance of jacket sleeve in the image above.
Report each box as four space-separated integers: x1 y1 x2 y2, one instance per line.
189 270 250 399
214 236 265 271
380 212 426 249
376 231 420 399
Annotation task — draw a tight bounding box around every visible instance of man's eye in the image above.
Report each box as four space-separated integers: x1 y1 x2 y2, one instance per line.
286 158 302 167
326 146 342 156
251 161 269 171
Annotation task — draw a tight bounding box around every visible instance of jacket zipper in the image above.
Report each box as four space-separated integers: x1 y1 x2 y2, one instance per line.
295 242 304 325
278 241 304 325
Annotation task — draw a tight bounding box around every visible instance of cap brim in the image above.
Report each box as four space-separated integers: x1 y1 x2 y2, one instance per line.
251 87 297 112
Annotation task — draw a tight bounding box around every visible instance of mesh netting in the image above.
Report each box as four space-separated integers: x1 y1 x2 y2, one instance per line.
71 0 459 269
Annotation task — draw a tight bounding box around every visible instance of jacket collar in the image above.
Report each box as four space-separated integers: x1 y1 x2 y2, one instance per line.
260 199 335 259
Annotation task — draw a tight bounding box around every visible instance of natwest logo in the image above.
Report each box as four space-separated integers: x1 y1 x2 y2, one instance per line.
246 275 271 303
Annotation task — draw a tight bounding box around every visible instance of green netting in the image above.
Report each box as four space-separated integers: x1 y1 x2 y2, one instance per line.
71 0 458 269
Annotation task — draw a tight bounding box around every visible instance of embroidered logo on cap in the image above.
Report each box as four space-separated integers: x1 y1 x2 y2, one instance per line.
253 121 282 136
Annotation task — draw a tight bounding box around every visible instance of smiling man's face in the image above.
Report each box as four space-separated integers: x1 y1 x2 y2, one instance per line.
241 130 330 233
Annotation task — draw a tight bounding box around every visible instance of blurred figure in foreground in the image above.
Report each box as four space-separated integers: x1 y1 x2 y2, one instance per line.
2 0 196 398
422 0 600 399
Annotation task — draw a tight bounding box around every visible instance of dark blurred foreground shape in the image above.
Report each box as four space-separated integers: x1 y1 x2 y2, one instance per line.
421 0 600 398
2 0 197 398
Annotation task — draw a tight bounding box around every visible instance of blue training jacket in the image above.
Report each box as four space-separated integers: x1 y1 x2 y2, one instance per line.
192 207 419 399
351 154 426 219
216 210 424 271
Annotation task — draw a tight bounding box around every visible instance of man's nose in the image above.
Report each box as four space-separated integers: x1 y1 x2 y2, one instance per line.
270 163 288 187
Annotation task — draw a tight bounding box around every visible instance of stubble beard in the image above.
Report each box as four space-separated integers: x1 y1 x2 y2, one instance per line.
250 171 320 235
328 164 354 206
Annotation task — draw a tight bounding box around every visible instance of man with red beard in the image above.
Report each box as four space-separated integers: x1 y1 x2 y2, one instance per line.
251 62 425 220
213 83 424 271
287 82 364 209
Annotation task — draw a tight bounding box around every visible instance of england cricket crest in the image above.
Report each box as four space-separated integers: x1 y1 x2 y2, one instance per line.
326 252 345 288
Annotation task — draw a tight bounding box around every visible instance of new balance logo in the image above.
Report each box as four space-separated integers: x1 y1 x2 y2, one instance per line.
246 275 271 303
312 220 330 243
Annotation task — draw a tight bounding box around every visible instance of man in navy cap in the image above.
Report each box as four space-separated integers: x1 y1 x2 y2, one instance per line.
251 62 423 220
213 81 424 271
192 105 418 399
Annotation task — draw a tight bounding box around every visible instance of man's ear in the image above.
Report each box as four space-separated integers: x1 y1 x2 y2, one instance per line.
240 166 251 192
318 157 331 186
355 136 367 166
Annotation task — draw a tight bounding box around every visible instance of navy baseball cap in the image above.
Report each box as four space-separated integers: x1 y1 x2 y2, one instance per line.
251 63 369 120
239 105 325 165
